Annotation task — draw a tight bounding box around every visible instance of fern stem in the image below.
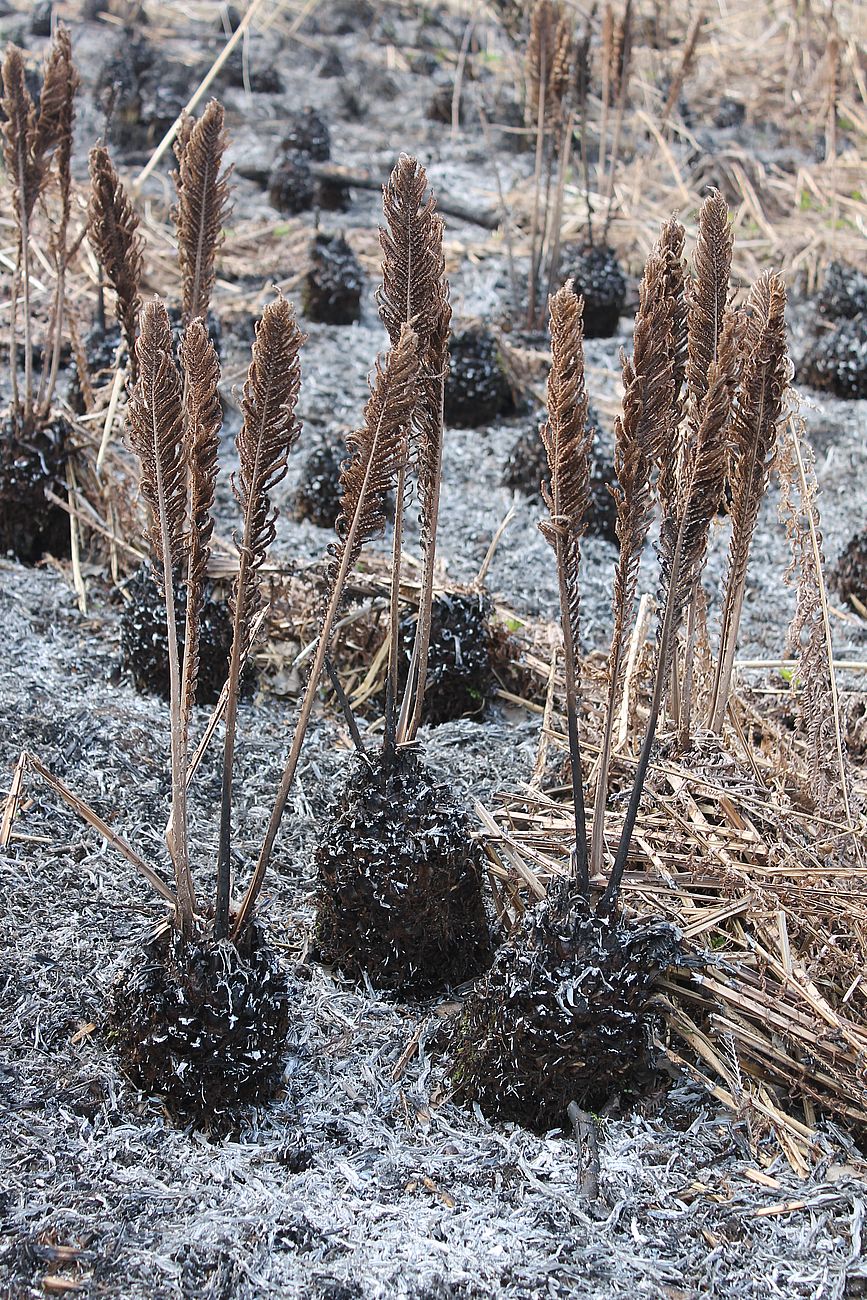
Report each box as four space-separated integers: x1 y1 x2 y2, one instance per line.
401 370 445 744
556 535 588 891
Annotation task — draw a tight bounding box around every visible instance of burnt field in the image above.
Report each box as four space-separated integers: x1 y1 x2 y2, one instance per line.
1 1 867 1297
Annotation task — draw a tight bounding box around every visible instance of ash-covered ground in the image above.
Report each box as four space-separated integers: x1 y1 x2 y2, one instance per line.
2 2 867 1297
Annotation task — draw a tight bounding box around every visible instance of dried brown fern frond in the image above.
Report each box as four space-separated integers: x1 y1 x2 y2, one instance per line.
232 297 305 644
600 301 740 913
235 324 419 940
378 155 449 357
667 198 729 730
607 241 674 624
608 0 633 102
524 0 562 126
127 301 187 586
549 15 576 122
33 27 77 165
709 271 788 730
659 309 740 674
87 144 144 381
331 326 419 583
174 99 232 327
2 44 56 423
127 300 194 929
539 282 591 888
685 191 733 465
1 46 42 228
179 320 221 730
590 241 674 878
36 26 80 421
656 217 688 521
377 153 451 740
216 295 305 938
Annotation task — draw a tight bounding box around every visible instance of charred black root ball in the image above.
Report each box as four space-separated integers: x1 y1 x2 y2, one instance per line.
447 879 681 1132
108 920 292 1126
293 438 345 528
31 0 53 35
301 234 365 326
427 83 469 126
444 328 514 427
267 111 350 212
563 243 627 338
399 592 495 725
218 46 283 93
268 150 316 215
97 38 192 154
503 407 619 543
314 749 494 995
280 106 331 161
800 316 867 400
831 530 867 615
713 97 746 129
0 416 71 562
120 563 234 704
816 261 867 322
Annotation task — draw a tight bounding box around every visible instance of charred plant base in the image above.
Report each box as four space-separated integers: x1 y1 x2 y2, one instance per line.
0 416 72 562
293 437 346 528
108 920 292 1128
447 879 681 1132
816 261 867 321
831 529 867 615
119 563 234 704
800 316 867 399
302 234 364 325
562 244 627 338
314 748 494 995
399 591 495 725
268 149 316 214
444 328 514 427
503 410 619 543
280 105 331 159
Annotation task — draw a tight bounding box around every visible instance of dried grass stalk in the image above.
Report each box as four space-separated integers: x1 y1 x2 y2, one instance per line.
778 415 855 825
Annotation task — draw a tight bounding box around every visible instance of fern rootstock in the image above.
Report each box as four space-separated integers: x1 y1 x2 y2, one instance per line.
314 750 493 995
109 919 293 1129
448 878 681 1131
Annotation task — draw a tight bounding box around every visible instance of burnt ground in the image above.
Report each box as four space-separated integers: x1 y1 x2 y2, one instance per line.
2 1 867 1297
